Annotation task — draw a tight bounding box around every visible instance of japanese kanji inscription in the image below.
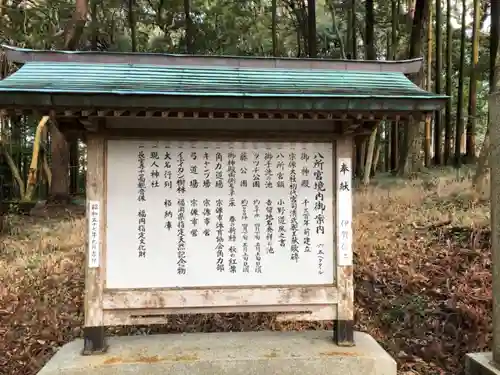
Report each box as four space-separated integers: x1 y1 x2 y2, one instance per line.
106 140 335 289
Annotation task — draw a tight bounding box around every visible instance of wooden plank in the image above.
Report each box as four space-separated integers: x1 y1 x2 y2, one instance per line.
0 93 446 115
276 306 335 321
85 133 105 328
102 305 336 326
335 137 354 323
102 128 342 142
102 286 339 310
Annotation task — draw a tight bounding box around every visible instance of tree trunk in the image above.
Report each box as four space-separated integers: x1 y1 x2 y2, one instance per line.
49 122 70 202
384 120 391 173
184 0 193 53
373 127 382 173
90 0 98 50
0 140 25 199
455 0 466 169
391 120 399 171
25 116 50 201
351 0 357 59
346 6 353 58
384 26 393 172
355 137 367 178
363 126 378 185
406 0 417 34
328 1 346 59
292 0 308 57
128 0 137 52
492 0 500 93
434 0 443 165
307 0 316 57
473 0 499 189
272 0 277 56
50 0 88 203
398 0 429 176
444 0 453 164
399 0 414 171
466 0 480 162
389 0 399 172
424 1 432 167
69 139 79 195
362 0 377 183
63 0 89 50
365 0 375 60
473 127 490 189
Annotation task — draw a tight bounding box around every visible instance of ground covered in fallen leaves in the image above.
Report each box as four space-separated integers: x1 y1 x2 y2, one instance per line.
0 171 492 375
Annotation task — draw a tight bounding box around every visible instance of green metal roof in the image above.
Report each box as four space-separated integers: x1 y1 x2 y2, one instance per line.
0 61 447 112
0 61 440 97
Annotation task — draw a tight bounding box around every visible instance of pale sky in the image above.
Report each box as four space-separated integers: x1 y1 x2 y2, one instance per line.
449 3 490 34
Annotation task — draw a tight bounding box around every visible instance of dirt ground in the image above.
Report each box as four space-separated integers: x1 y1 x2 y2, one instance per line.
0 171 492 375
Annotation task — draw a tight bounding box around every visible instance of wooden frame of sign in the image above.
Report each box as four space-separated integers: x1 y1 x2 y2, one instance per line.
84 125 354 354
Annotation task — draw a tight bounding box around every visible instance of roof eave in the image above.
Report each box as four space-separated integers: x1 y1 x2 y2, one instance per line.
0 92 447 114
2 44 423 74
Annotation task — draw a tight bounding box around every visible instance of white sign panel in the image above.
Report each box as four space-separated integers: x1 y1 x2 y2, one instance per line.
336 157 353 266
88 200 101 268
106 140 334 289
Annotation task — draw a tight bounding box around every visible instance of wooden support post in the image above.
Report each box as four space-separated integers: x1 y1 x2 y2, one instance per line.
490 92 500 367
334 137 355 346
83 132 107 355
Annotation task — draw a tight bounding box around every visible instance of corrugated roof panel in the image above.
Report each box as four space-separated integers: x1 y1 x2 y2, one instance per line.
0 61 444 99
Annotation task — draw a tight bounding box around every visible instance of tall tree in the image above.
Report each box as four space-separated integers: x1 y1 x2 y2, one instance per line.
346 3 353 58
328 1 346 59
128 0 137 52
466 0 481 162
390 0 399 171
491 0 500 92
64 0 89 50
384 8 396 173
398 0 430 175
434 0 443 165
364 0 375 60
444 0 453 164
184 0 193 53
424 1 432 167
473 0 500 187
455 0 466 168
90 0 98 50
362 0 376 185
351 0 357 59
50 0 89 202
307 0 316 57
272 0 277 56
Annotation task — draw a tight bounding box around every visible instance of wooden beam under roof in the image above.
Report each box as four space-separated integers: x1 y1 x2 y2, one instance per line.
1 107 429 123
1 44 423 73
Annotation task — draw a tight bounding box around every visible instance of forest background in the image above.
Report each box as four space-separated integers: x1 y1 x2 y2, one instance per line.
0 1 497 375
0 0 498 198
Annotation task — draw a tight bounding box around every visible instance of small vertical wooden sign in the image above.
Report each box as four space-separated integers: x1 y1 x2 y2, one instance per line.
336 157 353 266
88 200 101 268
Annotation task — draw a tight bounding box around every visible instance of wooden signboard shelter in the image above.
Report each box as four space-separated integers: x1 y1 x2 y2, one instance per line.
0 46 447 355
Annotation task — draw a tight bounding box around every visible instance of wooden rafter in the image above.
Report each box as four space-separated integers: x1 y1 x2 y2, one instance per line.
1 108 428 122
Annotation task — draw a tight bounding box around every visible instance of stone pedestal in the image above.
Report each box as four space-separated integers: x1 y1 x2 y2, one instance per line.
37 331 396 375
466 353 500 375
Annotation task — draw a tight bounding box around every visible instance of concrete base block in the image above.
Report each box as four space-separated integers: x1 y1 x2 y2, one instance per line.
37 330 396 375
466 352 500 375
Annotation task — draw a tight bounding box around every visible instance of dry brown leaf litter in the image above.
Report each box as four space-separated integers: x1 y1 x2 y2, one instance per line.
0 175 492 375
